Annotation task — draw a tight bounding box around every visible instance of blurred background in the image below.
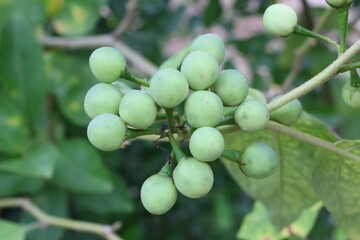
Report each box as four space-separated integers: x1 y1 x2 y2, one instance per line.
0 0 359 239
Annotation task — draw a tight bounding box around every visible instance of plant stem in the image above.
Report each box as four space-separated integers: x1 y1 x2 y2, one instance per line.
268 39 360 112
122 70 150 87
294 25 340 50
350 69 360 87
337 6 350 54
339 61 360 72
164 108 176 133
126 128 163 140
221 149 242 163
0 198 123 240
168 134 187 161
159 160 175 177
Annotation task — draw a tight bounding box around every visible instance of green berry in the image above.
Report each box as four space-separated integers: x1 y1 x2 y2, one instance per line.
140 174 177 215
240 142 278 179
173 158 214 198
84 83 123 119
119 90 157 129
189 127 225 162
234 99 269 132
87 113 127 151
342 81 360 109
212 69 249 106
89 47 127 83
263 4 298 37
247 88 267 104
180 51 219 90
190 33 225 64
149 68 189 108
270 95 302 125
185 91 224 128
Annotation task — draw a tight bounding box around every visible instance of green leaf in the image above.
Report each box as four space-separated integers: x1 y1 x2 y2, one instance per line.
0 143 58 179
237 201 281 240
203 0 223 27
45 51 98 126
0 220 26 240
53 139 113 193
0 19 46 130
0 96 29 154
73 174 134 214
0 173 44 197
52 0 105 36
312 140 360 239
21 186 68 240
222 113 336 229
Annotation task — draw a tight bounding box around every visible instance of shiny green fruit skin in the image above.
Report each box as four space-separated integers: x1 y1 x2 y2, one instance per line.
89 47 126 83
87 113 127 151
140 174 177 215
212 69 249 106
190 33 225 64
173 158 214 199
263 4 298 37
270 95 302 125
84 83 122 119
185 90 224 128
240 142 278 179
342 81 360 109
119 90 157 129
180 51 219 90
234 100 269 132
149 68 189 108
189 127 225 162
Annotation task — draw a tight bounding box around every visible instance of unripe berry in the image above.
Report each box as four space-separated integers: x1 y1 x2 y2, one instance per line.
263 4 298 37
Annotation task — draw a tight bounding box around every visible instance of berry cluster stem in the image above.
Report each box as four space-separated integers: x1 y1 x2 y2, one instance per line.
168 134 187 161
122 70 150 87
294 25 340 50
338 6 350 54
164 108 176 133
268 39 360 112
221 149 242 163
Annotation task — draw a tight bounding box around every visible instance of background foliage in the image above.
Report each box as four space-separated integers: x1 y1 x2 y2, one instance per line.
0 0 360 239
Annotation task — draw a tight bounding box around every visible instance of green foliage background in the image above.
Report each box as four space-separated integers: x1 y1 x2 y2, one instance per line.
0 0 359 239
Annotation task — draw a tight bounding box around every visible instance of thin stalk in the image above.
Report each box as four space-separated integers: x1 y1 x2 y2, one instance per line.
164 108 176 133
122 70 150 87
221 149 242 163
337 6 350 54
339 61 360 72
294 25 340 50
168 134 187 161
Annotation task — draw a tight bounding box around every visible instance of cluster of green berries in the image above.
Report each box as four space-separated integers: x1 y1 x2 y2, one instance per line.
84 32 304 215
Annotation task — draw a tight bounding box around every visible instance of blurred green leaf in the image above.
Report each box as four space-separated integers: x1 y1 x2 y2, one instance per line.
73 174 134 214
203 0 223 27
312 140 360 239
0 96 29 154
21 186 68 240
0 173 44 197
0 220 26 240
0 143 58 179
222 113 336 229
237 201 281 240
53 139 113 193
52 0 105 36
0 19 46 130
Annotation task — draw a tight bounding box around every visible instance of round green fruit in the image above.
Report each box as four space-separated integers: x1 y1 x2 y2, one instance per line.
263 4 298 37
84 83 122 119
247 88 267 104
87 113 127 151
173 158 214 198
270 95 302 125
149 68 189 108
189 127 225 162
180 51 219 90
140 174 177 215
190 33 225 64
234 99 269 132
342 81 360 109
240 142 278 179
212 69 249 106
119 90 157 129
89 47 127 83
185 90 224 128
